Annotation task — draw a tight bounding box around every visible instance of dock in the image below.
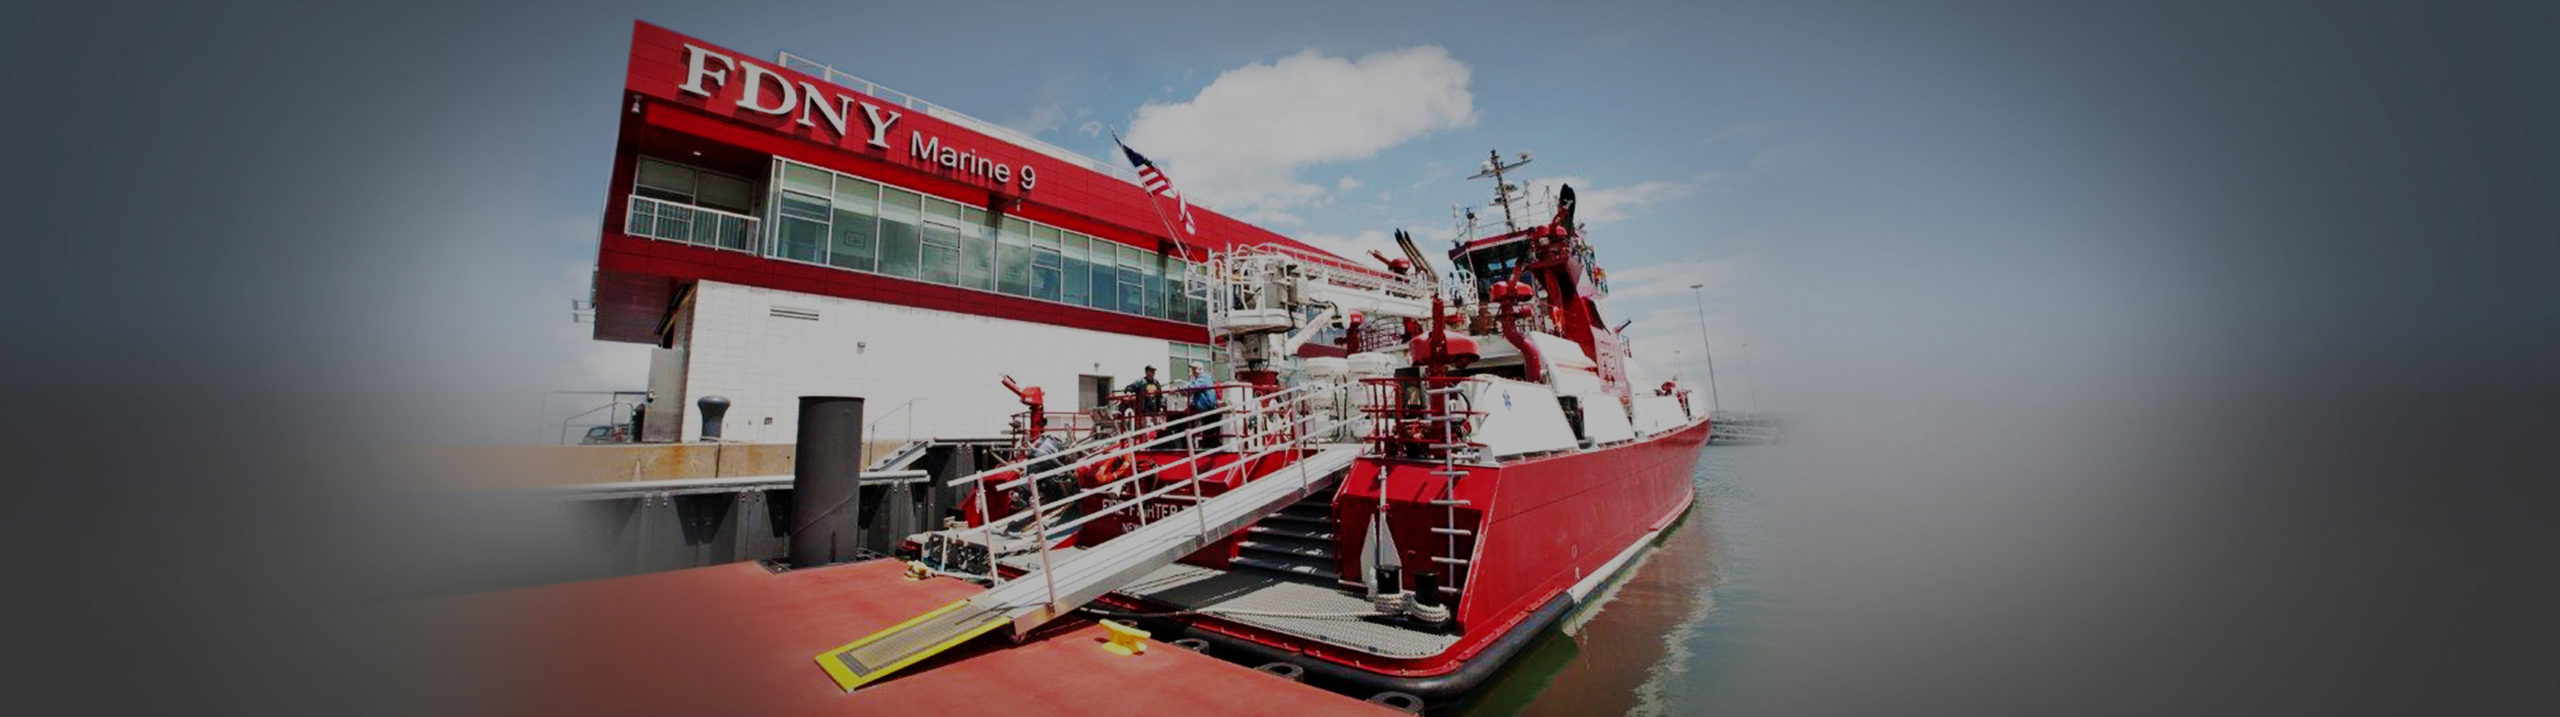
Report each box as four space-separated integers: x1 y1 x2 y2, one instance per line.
425 557 1394 715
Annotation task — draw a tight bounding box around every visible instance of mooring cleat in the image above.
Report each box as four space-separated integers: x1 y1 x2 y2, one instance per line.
1098 620 1150 656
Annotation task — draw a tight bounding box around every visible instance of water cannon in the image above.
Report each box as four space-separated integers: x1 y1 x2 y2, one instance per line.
1000 375 1047 438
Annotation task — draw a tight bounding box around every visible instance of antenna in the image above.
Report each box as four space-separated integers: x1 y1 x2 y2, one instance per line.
1465 148 1534 232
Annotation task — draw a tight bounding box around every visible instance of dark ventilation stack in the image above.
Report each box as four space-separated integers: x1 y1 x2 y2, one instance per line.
789 396 864 568
696 395 732 441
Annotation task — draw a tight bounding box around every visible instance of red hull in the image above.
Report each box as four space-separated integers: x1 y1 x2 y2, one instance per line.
1133 415 1710 688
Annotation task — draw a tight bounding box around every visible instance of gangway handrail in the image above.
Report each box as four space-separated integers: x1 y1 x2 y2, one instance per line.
964 383 1332 527
983 407 1352 598
972 393 1343 534
943 382 1324 489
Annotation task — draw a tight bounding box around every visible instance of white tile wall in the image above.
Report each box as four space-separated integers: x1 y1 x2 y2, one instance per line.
675 281 1178 444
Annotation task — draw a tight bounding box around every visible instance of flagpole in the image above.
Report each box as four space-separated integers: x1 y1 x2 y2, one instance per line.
1112 128 1193 258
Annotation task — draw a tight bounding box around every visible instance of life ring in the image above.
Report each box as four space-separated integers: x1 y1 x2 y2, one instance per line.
1081 452 1137 489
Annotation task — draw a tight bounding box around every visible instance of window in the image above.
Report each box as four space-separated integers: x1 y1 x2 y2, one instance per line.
921 222 961 285
775 189 829 263
959 207 994 291
1089 236 1118 311
1170 342 1227 382
635 158 695 202
633 157 756 249
1030 225 1063 302
750 158 1214 321
1117 244 1144 315
1144 252 1167 318
696 173 754 214
1062 231 1089 306
878 187 923 278
997 217 1032 296
1167 258 1192 324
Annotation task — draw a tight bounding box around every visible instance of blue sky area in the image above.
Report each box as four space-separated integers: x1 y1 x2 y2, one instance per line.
487 2 1847 416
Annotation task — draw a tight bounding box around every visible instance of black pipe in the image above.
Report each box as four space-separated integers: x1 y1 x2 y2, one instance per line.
788 396 864 568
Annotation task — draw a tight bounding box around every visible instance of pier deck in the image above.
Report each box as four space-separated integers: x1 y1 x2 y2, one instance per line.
431 558 1389 715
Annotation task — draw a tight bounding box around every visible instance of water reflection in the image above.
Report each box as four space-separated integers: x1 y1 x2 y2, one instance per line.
1453 445 1771 716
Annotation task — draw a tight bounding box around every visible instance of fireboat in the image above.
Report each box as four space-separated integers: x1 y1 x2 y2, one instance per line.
821 150 1711 705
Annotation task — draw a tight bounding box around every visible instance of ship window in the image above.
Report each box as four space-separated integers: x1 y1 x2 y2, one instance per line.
828 178 877 272
1062 232 1090 306
878 187 923 279
998 217 1033 296
958 207 994 291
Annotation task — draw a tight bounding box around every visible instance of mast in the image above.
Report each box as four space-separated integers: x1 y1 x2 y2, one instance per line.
1466 149 1533 233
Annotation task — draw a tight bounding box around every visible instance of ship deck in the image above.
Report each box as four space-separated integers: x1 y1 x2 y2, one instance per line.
424 558 1391 715
1010 548 1461 659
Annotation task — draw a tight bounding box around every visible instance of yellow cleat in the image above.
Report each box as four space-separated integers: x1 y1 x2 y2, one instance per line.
1098 620 1150 656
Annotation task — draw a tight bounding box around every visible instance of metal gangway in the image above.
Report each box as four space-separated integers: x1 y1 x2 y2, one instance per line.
815 381 1360 692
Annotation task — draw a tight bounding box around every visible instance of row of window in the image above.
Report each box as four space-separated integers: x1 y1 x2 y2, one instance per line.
645 158 1203 326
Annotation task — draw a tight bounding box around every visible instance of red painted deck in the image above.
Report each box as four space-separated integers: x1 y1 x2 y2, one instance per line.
428 559 1390 716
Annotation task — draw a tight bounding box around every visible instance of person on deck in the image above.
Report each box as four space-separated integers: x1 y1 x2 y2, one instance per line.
1123 366 1164 418
1182 361 1221 448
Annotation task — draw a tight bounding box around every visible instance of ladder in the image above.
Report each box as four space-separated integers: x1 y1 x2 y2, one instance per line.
815 384 1359 692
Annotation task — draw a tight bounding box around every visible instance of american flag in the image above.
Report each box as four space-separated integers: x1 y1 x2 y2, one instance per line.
1118 140 1197 235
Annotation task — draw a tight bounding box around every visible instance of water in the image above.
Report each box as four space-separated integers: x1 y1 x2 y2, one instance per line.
1452 444 1776 716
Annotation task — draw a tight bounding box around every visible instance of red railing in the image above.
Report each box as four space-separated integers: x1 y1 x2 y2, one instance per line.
1359 375 1484 461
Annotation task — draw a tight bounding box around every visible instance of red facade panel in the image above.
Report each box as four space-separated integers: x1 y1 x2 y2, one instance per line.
594 21 1371 343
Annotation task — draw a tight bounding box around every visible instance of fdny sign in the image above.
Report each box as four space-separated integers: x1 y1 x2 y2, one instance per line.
672 43 1038 192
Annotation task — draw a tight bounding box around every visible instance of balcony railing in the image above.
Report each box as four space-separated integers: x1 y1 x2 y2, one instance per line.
627 194 759 253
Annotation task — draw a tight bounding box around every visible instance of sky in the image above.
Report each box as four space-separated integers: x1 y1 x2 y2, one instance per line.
472 2 1848 425
6 1 2556 713
119 0 2513 443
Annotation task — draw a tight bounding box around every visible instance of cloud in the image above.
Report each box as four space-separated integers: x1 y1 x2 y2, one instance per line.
1125 46 1476 220
1077 120 1104 137
1336 176 1363 192
1519 174 1710 225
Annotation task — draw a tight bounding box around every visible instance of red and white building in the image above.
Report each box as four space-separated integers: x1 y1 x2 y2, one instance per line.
589 22 1354 444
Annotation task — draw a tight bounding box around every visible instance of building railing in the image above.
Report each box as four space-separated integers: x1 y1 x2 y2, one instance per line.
775 52 1148 187
626 194 759 253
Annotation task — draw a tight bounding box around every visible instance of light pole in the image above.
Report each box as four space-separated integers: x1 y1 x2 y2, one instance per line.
1689 284 1722 415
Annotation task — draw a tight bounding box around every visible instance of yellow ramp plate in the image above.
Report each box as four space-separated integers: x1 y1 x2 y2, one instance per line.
815 599 1011 692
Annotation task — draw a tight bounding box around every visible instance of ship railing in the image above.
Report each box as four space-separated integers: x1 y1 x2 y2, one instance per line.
944 381 1352 592
625 194 759 253
1358 375 1488 463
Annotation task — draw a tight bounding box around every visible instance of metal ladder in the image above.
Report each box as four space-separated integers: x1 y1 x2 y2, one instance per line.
1423 383 1481 599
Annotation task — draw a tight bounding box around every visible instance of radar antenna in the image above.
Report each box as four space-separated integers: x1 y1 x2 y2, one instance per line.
1465 149 1534 232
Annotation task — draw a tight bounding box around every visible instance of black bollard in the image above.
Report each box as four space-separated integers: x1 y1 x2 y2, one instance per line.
789 396 864 568
696 395 732 441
